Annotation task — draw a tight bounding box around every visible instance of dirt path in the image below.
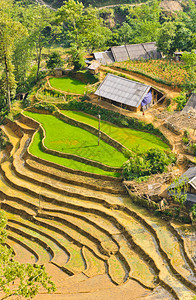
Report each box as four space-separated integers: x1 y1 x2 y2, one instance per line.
97 1 149 9
101 66 181 99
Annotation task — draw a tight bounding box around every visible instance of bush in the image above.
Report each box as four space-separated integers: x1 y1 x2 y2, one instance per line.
0 129 9 150
174 92 187 111
33 102 57 113
123 155 151 180
146 148 172 174
123 148 176 180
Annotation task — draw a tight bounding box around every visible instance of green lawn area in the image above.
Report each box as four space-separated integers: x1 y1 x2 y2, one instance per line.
24 111 127 168
61 111 170 152
49 77 87 94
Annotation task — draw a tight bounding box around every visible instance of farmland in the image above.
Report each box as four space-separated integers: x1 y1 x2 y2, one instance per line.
113 59 188 87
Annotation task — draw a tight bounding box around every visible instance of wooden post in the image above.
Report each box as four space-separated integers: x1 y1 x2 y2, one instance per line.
98 114 101 146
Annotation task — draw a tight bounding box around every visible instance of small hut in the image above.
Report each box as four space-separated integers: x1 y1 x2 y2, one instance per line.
95 74 163 112
87 60 100 75
54 68 64 77
174 51 183 62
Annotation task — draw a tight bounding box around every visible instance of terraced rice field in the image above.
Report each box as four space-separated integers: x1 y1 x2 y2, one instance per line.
61 110 170 152
0 114 196 299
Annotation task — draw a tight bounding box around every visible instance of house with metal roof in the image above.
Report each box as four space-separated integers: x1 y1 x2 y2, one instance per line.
168 166 196 207
94 73 163 112
93 51 114 65
183 93 196 112
111 42 161 62
93 42 161 64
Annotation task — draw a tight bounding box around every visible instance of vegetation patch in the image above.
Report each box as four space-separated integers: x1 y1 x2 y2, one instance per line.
49 77 88 94
113 59 188 87
123 148 176 180
61 110 170 152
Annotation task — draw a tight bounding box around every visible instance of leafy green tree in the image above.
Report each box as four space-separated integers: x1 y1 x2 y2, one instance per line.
70 45 86 70
46 51 64 70
22 4 58 81
0 210 56 299
117 22 133 45
157 22 176 56
174 92 187 111
168 176 189 208
146 148 172 174
182 50 196 91
0 0 27 111
57 0 111 51
123 155 151 180
126 0 161 44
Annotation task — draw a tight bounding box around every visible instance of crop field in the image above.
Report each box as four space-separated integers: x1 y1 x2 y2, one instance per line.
61 110 170 152
49 77 87 94
113 59 188 86
0 113 196 299
24 112 127 168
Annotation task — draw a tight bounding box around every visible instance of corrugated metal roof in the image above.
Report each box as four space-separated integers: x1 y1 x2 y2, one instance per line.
110 42 161 62
94 51 114 65
111 45 129 62
126 44 147 60
183 93 196 112
95 73 151 108
87 60 100 70
142 42 162 59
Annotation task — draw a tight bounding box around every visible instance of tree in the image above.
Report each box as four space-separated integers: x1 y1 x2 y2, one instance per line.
22 4 58 81
46 51 64 71
157 22 176 56
126 0 161 44
0 0 27 111
0 210 56 299
181 50 196 91
168 176 189 208
117 22 133 45
70 45 86 70
57 0 111 52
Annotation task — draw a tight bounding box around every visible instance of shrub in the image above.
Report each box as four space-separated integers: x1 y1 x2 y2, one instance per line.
0 129 10 150
174 92 187 111
123 148 175 180
146 148 172 174
191 204 196 220
123 155 151 180
33 102 57 113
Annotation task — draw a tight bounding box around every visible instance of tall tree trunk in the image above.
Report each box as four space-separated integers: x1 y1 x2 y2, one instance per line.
36 42 42 81
4 55 11 112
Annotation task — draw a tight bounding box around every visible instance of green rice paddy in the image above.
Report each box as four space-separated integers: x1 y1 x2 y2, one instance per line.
29 131 120 177
49 77 87 94
61 110 170 152
24 112 126 167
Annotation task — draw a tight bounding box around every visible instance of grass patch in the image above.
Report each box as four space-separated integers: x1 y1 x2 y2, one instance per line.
24 112 126 168
49 77 87 94
61 110 170 152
